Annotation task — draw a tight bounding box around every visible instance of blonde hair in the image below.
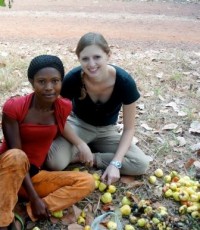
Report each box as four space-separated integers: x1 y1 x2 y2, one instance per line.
75 32 110 57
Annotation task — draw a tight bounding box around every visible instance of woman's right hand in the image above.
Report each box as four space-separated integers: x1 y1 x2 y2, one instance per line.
31 197 50 219
76 142 94 167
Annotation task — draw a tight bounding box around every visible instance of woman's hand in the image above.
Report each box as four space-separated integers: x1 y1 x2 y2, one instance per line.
76 142 94 167
63 123 94 166
31 197 50 219
101 165 120 185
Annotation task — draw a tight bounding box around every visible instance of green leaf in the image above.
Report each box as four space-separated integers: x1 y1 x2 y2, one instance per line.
0 0 6 7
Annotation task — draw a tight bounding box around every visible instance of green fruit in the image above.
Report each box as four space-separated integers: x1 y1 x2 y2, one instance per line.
107 185 117 194
107 220 117 230
99 182 107 192
51 210 63 218
92 173 100 180
120 204 131 216
154 168 164 178
137 218 147 227
77 216 85 225
149 175 157 184
121 196 132 205
164 175 171 183
125 224 135 230
152 217 160 224
101 192 112 203
129 214 137 224
164 189 173 197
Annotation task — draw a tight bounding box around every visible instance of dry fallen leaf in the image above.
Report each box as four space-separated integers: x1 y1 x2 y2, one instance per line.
68 223 83 230
177 136 186 147
184 158 196 170
162 123 178 130
141 123 154 131
189 121 200 134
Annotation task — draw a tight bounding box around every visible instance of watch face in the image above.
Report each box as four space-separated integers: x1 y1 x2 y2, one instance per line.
116 162 121 167
111 161 122 169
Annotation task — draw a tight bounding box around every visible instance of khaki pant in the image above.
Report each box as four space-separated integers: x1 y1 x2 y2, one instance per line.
0 149 95 226
46 114 152 175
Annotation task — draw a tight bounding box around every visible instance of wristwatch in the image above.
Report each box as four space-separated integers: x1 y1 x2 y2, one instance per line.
110 160 122 169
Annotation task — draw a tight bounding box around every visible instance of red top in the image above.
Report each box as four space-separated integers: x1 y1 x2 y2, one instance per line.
0 93 72 168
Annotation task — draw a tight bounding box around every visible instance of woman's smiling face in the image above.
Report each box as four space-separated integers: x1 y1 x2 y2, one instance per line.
31 67 62 103
78 45 110 78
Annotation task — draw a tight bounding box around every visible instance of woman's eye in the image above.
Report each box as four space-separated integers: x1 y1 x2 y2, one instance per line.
39 80 45 84
52 79 60 84
82 57 88 62
94 55 101 60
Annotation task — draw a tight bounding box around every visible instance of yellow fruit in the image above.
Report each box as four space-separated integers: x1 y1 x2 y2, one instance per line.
95 180 100 189
149 175 157 184
172 191 180 201
157 206 167 212
107 185 117 194
125 224 135 230
51 210 63 218
77 216 85 225
164 189 173 198
138 199 150 208
101 192 112 204
169 182 177 191
164 175 171 183
129 215 137 224
187 205 199 213
154 168 164 178
121 196 132 206
99 182 107 192
190 194 199 202
83 225 91 230
179 191 189 201
179 205 187 215
144 206 153 215
80 210 86 218
170 170 178 178
92 173 100 180
120 204 131 216
32 227 40 230
152 217 160 224
72 167 80 171
137 218 147 227
191 211 200 219
107 220 117 230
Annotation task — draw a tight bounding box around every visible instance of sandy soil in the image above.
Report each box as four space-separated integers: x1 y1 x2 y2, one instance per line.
0 0 200 50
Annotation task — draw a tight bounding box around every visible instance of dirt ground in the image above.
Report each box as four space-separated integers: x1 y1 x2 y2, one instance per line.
0 0 200 50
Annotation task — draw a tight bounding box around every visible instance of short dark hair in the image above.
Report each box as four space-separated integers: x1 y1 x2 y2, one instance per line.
27 54 64 80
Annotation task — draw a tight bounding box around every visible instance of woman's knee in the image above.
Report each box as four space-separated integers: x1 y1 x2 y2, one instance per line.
79 173 95 192
123 147 151 175
4 149 29 172
46 136 72 170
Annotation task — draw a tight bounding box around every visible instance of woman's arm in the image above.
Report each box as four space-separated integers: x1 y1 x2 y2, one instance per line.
62 122 94 166
2 113 22 149
113 102 136 161
23 174 50 218
101 102 136 184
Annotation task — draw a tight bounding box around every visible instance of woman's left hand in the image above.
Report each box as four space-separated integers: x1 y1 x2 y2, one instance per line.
101 165 120 185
